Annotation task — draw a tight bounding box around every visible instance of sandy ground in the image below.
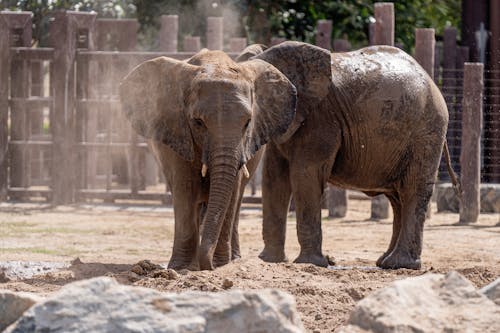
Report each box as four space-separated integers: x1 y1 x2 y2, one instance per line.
0 198 499 332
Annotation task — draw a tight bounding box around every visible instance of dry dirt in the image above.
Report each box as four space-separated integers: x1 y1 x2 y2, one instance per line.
0 198 499 332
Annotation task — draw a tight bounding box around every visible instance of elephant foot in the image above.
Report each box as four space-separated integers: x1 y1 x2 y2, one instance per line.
213 255 231 268
231 249 241 261
198 253 214 271
258 246 287 263
167 257 193 271
375 251 390 267
377 250 421 270
293 252 328 267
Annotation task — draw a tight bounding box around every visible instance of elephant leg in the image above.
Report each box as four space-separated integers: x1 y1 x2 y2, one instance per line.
231 186 245 260
376 192 402 267
379 136 442 270
168 186 199 270
290 164 329 267
259 143 291 263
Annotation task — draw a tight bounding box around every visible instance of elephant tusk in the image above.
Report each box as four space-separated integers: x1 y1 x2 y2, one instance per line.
201 164 208 177
242 164 250 179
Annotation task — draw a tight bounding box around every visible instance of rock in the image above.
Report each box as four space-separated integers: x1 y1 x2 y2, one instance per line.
7 277 304 333
222 278 234 289
0 290 42 331
337 271 500 333
437 183 500 213
481 278 500 306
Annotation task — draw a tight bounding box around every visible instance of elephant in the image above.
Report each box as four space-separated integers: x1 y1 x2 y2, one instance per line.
119 46 296 270
250 41 459 270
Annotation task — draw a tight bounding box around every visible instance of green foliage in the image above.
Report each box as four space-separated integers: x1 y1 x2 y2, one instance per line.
1 0 461 51
247 0 461 51
0 0 135 46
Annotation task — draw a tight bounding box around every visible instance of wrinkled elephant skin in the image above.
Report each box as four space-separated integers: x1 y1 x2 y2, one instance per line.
120 46 297 270
254 42 450 270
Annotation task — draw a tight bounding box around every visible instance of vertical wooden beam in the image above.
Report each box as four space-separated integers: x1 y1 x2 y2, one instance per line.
183 36 201 52
316 19 332 51
459 63 483 223
0 11 32 199
327 187 347 218
159 15 178 52
229 37 247 53
50 11 96 204
206 17 223 50
333 39 351 52
414 28 435 79
373 2 394 46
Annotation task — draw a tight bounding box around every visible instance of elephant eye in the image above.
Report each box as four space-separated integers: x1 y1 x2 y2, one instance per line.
193 118 204 127
244 119 251 130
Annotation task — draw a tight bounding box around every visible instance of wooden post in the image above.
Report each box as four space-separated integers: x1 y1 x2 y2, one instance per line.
184 36 201 52
229 37 247 53
0 11 32 199
414 28 435 79
159 15 178 52
97 19 138 51
316 19 332 50
373 2 394 46
206 17 223 50
333 39 351 52
370 2 394 219
50 11 96 204
368 22 375 45
271 37 286 46
434 42 442 84
459 63 483 223
327 186 347 218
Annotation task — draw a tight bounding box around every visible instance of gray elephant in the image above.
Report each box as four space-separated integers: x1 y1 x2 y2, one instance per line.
251 42 458 270
119 46 296 270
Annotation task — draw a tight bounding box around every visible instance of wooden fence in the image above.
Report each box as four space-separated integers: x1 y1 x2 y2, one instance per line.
0 7 496 216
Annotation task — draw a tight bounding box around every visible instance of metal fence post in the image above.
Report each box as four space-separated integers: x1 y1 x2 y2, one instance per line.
459 63 483 223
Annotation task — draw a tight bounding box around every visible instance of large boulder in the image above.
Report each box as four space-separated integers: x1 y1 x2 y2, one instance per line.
481 278 500 306
0 290 42 331
338 271 500 333
6 277 304 333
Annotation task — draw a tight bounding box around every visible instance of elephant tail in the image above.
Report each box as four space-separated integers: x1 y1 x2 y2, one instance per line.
443 141 462 199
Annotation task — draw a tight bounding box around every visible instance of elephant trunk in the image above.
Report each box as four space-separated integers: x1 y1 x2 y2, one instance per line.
198 146 240 270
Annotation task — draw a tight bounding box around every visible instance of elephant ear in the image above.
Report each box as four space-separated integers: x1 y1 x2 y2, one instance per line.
119 57 199 161
235 44 268 62
252 41 332 142
242 59 297 161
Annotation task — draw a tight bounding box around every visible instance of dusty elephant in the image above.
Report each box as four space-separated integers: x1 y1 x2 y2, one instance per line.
252 41 458 270
119 46 296 270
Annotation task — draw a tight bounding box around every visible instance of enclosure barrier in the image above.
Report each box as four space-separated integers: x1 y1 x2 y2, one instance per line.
0 6 497 217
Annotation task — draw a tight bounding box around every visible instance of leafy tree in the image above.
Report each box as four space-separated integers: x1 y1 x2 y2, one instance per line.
0 0 135 46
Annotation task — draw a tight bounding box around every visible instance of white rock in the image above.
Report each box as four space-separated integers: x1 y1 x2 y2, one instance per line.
481 278 500 306
7 277 304 333
338 271 500 333
0 289 42 331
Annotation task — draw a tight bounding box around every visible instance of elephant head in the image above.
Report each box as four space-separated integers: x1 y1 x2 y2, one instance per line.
252 41 333 142
119 51 296 269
